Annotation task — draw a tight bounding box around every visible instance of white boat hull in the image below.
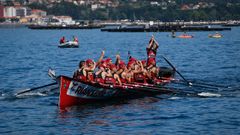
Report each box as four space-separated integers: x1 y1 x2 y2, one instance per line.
59 41 79 48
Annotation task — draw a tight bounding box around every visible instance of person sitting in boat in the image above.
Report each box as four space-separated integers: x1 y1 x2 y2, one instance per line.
107 54 125 85
99 57 123 85
73 60 86 80
116 60 128 84
94 51 114 81
98 58 112 75
73 36 78 43
83 59 96 82
108 64 122 85
123 57 137 83
132 60 147 83
59 36 65 44
126 56 149 83
146 58 160 83
95 59 109 81
141 60 147 68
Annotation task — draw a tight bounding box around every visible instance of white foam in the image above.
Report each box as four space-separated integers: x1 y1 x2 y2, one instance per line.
197 92 221 97
16 92 47 98
169 97 181 100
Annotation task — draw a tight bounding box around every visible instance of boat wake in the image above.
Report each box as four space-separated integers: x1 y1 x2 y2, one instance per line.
197 92 221 97
15 86 59 98
15 92 48 98
168 96 181 100
0 86 58 101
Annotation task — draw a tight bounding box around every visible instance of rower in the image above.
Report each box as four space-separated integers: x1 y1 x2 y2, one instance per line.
84 59 96 82
109 64 122 86
146 58 159 79
117 61 128 83
133 60 147 83
114 54 128 84
73 60 86 81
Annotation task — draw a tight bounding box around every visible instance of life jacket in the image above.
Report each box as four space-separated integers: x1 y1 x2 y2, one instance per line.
87 73 94 82
79 75 87 82
120 78 127 84
60 38 65 43
73 69 86 81
147 49 156 58
147 58 156 67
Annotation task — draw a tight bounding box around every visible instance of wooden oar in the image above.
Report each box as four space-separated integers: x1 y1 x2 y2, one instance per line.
161 56 228 90
124 83 200 96
189 81 232 89
15 82 57 96
161 56 192 85
170 81 223 90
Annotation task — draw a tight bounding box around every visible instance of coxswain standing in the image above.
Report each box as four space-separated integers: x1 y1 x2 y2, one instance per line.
146 36 160 81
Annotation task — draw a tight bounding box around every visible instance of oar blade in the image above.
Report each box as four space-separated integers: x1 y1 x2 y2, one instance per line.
15 82 57 96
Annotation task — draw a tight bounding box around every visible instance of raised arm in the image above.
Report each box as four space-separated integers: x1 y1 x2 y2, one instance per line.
115 54 121 66
147 36 154 49
96 50 105 67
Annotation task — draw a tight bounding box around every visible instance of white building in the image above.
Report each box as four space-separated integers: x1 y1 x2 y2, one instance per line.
4 6 16 18
150 2 160 6
55 16 75 25
91 4 99 11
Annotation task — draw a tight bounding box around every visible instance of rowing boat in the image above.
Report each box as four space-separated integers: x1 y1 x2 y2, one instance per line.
208 34 223 38
58 41 79 48
58 76 174 108
53 67 176 108
177 35 194 38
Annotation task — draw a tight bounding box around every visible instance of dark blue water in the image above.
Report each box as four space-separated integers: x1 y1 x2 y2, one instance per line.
0 27 240 134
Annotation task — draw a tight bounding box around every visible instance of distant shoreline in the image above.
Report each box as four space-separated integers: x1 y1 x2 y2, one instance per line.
0 20 239 29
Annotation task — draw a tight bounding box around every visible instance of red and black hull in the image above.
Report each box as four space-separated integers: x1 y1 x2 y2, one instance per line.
58 76 174 108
